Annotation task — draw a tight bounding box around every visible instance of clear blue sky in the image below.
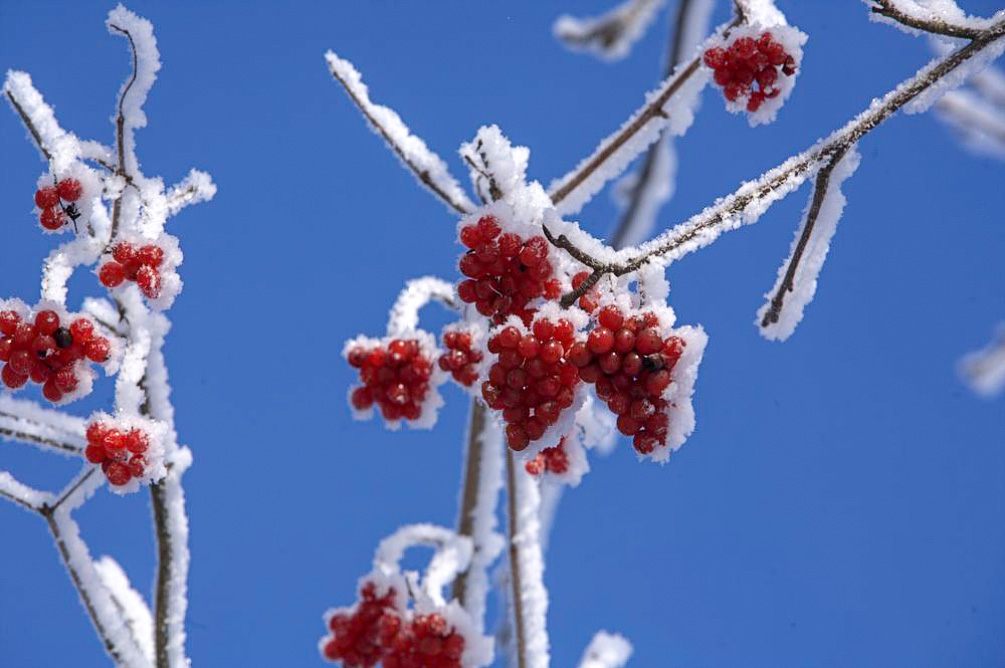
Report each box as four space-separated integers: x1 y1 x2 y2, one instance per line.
1 1 1003 666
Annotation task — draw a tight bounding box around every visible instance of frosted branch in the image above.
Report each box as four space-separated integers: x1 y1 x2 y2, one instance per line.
95 556 156 665
868 0 992 39
757 144 861 340
452 401 506 632
386 276 458 337
547 7 746 214
0 470 54 511
107 6 160 180
959 325 1005 398
578 631 634 668
554 0 666 61
0 395 87 455
325 50 475 215
546 16 1005 307
165 169 217 216
505 450 549 668
936 87 1005 157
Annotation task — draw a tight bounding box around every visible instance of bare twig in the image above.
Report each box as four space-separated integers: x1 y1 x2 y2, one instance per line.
506 449 529 668
150 480 172 668
452 400 486 607
760 145 850 328
4 90 52 160
0 422 83 454
546 16 1005 305
870 0 984 39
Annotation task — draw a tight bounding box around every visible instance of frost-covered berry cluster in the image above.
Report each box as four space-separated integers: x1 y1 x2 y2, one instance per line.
0 304 111 403
704 32 795 112
347 338 438 424
456 216 561 325
438 328 483 387
570 306 687 455
99 241 166 299
34 178 83 231
482 318 580 451
525 439 570 476
82 414 167 492
321 580 470 668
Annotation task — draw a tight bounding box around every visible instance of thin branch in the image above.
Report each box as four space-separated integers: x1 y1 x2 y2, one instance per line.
106 22 139 241
554 0 664 59
546 16 1005 302
452 400 486 607
870 0 984 39
0 471 53 512
506 449 529 668
50 468 98 512
150 480 172 668
325 51 474 215
4 90 52 160
0 417 84 454
760 145 850 328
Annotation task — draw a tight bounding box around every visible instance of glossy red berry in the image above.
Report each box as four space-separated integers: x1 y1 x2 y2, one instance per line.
40 206 66 230
703 31 796 113
35 187 60 208
136 265 161 299
99 262 127 287
56 179 83 202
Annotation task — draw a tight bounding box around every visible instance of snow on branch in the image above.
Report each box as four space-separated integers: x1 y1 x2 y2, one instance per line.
936 87 1005 157
867 0 998 39
0 395 87 455
959 325 1005 398
3 72 82 170
545 14 1005 307
757 145 861 340
578 631 634 668
325 50 475 215
609 0 716 250
95 556 156 665
0 470 54 512
554 0 666 61
165 169 218 216
386 276 458 337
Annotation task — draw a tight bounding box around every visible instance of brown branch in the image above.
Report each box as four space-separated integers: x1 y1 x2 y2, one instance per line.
0 486 46 512
760 146 850 328
505 449 528 668
610 0 700 250
451 399 485 607
107 22 139 241
546 16 1005 298
327 60 473 216
49 468 97 512
870 0 984 39
549 9 745 207
5 90 52 160
150 479 172 668
0 424 82 454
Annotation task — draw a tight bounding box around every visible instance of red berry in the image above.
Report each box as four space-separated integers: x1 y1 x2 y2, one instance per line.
105 461 132 486
0 338 11 362
112 243 135 265
136 245 164 267
136 265 161 299
2 363 28 388
53 367 78 393
85 443 105 463
0 311 20 336
85 338 111 363
35 187 60 208
69 319 94 344
34 310 60 335
128 455 146 478
87 422 108 444
125 429 149 454
40 206 66 230
99 262 126 287
56 179 83 202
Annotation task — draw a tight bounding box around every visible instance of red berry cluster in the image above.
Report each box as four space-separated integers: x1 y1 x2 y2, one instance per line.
0 309 110 402
571 271 599 313
525 439 570 476
322 582 400 668
480 318 580 451
379 613 466 668
34 178 83 231
567 306 685 455
456 215 561 326
84 421 151 487
99 242 165 299
438 329 482 387
348 339 434 422
703 32 796 112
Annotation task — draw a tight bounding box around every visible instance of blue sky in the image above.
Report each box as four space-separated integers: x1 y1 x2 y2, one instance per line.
1 1 1003 666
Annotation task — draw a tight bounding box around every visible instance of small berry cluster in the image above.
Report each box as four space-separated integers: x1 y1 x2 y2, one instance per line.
480 318 580 451
84 421 151 487
525 439 570 476
348 339 435 423
568 306 685 455
322 582 401 668
99 242 165 299
0 308 110 402
703 32 796 112
34 178 83 231
438 329 482 387
378 612 466 668
456 215 561 326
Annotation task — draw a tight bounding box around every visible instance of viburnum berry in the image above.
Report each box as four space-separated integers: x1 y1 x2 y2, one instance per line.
39 206 66 231
571 271 599 313
569 306 686 455
455 215 561 326
379 613 466 668
321 581 402 668
0 305 111 402
34 179 84 231
56 178 83 202
34 187 60 209
703 31 797 113
99 241 166 298
481 316 581 451
346 337 438 425
438 328 483 387
85 419 155 487
525 438 570 476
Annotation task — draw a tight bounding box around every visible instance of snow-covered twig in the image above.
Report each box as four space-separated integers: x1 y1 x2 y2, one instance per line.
959 325 1005 398
757 144 861 340
936 86 1005 157
554 0 666 61
325 50 475 215
577 631 633 668
386 276 458 337
868 0 990 39
0 395 87 455
505 450 549 668
95 556 156 665
609 0 717 250
546 14 1005 307
165 169 217 217
547 5 746 214
0 470 54 512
